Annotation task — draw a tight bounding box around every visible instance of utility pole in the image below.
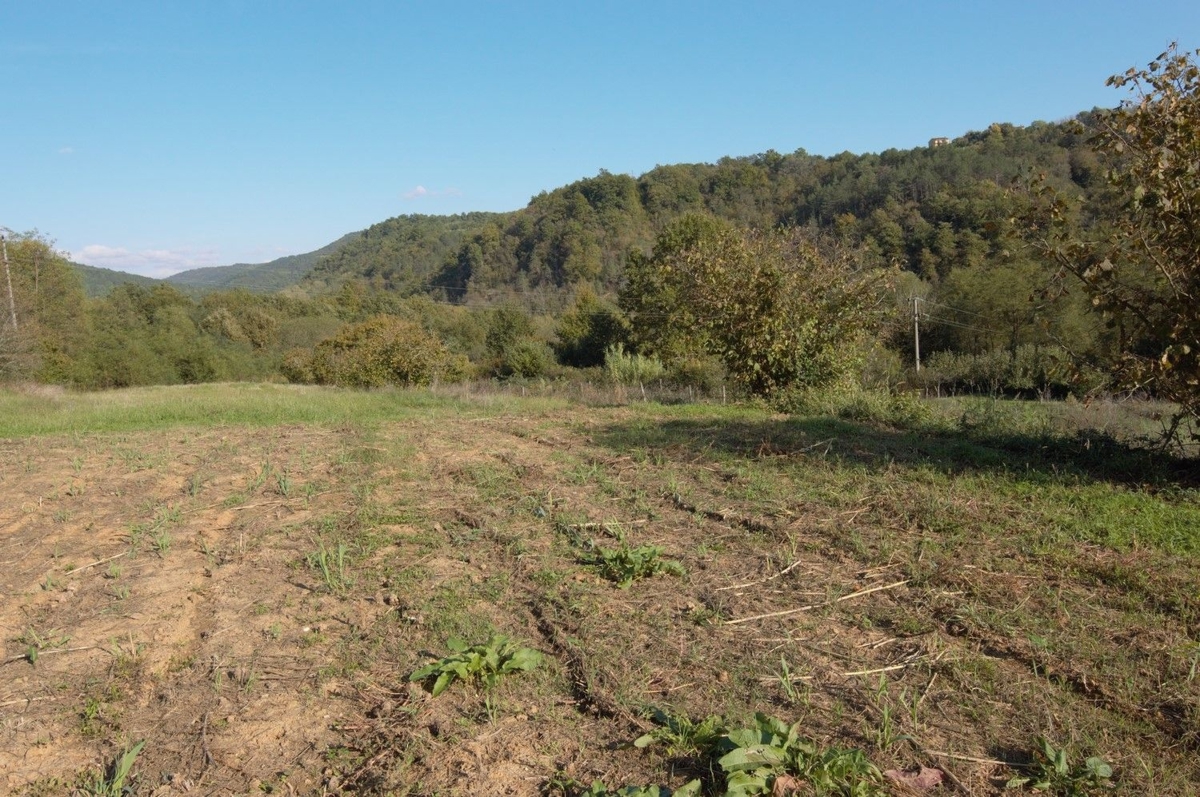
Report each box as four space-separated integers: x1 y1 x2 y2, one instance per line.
1 231 17 331
911 295 921 372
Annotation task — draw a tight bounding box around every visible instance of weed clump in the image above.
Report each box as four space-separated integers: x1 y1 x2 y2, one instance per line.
580 713 884 797
634 708 727 757
579 541 684 588
409 635 542 696
1006 736 1113 794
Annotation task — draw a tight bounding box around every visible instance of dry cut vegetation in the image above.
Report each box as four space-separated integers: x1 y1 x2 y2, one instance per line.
1 384 1197 795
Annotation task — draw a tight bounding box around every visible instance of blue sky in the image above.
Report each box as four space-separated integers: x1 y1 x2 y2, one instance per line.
3 2 1197 278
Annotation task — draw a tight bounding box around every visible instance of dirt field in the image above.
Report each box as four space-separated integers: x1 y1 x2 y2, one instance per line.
2 391 1198 795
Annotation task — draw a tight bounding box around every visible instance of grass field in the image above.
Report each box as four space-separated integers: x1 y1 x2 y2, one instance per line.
1 383 1197 795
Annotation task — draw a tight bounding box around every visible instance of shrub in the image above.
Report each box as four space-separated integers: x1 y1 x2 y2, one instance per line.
915 345 1104 398
772 384 933 428
305 315 463 388
858 345 906 392
666 355 727 394
280 347 317 384
554 289 629 368
485 305 534 358
605 344 665 386
494 339 557 379
621 216 891 397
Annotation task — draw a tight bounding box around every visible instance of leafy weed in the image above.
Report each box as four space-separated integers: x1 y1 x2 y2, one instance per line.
1006 736 1113 794
409 634 542 696
579 542 684 588
635 708 728 757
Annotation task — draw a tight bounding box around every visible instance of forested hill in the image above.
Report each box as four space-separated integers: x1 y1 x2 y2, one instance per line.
166 231 361 293
71 114 1106 308
296 113 1105 309
301 212 509 295
73 261 161 297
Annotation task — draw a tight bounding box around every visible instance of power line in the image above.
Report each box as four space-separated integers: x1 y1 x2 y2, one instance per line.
921 313 993 334
920 298 991 319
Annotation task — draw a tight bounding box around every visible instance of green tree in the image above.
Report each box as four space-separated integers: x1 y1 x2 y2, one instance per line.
0 231 90 383
622 214 725 363
554 288 628 368
482 305 555 378
1032 44 1200 425
622 214 891 397
484 304 534 358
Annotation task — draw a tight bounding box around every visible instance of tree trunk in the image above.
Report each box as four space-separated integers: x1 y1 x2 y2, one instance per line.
1 233 16 331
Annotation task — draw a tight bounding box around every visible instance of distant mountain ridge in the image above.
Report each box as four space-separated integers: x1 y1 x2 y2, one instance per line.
70 232 360 297
166 232 360 293
72 261 161 297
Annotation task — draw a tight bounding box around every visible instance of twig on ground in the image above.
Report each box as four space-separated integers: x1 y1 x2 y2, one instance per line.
196 711 214 784
724 579 910 625
857 562 903 576
843 654 928 677
716 557 806 592
233 501 284 511
1 646 97 666
663 682 696 693
0 695 61 708
857 636 898 649
924 750 1012 766
64 551 128 575
918 672 938 708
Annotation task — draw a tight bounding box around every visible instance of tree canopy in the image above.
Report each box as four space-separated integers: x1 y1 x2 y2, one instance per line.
1032 44 1200 425
622 215 891 397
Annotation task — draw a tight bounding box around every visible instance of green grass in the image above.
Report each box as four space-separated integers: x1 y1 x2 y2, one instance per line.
0 382 566 437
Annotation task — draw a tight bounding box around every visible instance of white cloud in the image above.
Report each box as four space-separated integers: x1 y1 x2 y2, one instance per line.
71 244 223 279
57 146 74 155
402 185 463 201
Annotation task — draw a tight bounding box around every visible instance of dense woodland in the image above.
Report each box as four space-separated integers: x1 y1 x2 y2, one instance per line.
3 48 1197 419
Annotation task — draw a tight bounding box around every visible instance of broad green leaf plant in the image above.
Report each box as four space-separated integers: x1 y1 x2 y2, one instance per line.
579 542 684 588
716 714 884 797
1006 736 1113 794
409 635 542 696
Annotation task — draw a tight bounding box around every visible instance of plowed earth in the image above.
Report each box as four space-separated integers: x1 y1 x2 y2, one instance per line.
2 398 1197 795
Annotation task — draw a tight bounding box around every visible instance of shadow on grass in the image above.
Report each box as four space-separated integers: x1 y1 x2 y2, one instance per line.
592 414 1198 489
